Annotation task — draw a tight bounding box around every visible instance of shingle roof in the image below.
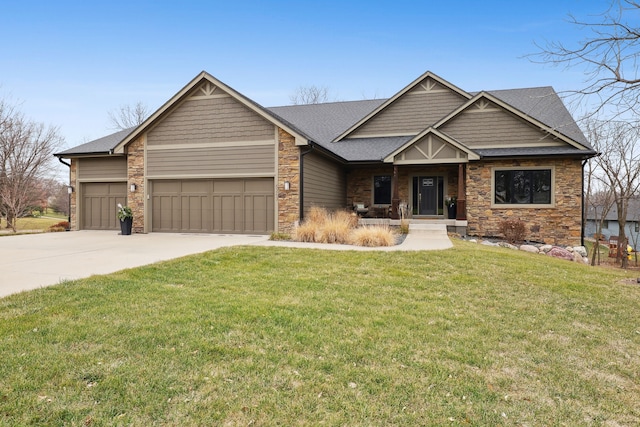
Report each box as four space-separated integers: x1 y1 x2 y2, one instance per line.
55 81 592 161
55 127 135 156
587 198 640 222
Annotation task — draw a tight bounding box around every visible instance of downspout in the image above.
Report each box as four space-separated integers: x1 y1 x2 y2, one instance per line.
581 158 588 247
299 144 314 222
58 157 72 229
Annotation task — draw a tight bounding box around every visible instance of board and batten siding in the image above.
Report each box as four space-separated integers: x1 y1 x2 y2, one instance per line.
303 152 346 213
76 157 127 180
439 101 565 148
351 78 468 138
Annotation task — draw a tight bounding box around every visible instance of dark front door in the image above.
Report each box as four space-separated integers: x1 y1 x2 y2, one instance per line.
413 176 443 216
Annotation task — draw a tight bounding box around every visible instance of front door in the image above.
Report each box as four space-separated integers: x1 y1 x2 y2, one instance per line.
413 176 443 216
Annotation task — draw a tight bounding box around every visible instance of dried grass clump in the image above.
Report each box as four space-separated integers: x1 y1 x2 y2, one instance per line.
294 221 319 242
317 215 353 244
350 225 396 247
307 206 329 225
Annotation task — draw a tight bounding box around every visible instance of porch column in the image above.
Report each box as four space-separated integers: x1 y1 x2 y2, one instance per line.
456 163 467 220
391 165 400 219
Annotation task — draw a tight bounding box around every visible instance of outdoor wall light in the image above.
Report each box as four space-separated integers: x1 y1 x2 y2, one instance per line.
130 183 137 192
67 185 73 194
284 181 290 191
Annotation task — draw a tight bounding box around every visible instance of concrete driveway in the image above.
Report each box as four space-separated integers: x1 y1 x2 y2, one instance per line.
0 231 269 298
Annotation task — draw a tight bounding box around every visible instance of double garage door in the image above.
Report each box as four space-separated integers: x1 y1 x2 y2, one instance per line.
151 178 274 234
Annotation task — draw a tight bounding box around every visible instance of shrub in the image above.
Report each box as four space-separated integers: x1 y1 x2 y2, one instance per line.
270 232 291 241
317 215 352 244
499 218 526 243
294 221 319 242
306 206 329 225
399 219 410 235
48 221 70 232
350 225 396 247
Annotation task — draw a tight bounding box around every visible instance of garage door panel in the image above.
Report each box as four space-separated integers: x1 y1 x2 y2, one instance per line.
81 183 127 230
152 178 273 234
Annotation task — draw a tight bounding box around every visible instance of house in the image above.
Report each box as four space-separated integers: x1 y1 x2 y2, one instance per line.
585 198 640 250
54 70 596 245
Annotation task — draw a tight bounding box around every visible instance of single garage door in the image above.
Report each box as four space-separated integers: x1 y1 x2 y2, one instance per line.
81 182 127 230
151 178 274 234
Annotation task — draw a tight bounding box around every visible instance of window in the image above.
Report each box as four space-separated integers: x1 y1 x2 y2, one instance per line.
494 169 552 205
373 175 391 205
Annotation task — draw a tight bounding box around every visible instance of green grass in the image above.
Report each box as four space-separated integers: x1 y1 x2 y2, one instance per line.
1 241 639 425
0 216 65 234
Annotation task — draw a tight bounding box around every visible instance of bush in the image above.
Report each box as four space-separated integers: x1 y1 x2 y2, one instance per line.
350 225 396 247
499 218 526 243
317 215 352 244
294 221 319 242
48 221 70 232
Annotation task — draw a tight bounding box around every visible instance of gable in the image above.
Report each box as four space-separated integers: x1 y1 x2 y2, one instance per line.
383 128 480 164
147 80 275 147
438 98 567 149
349 76 469 138
390 134 471 164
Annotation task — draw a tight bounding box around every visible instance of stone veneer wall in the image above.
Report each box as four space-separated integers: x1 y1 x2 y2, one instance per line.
347 165 459 210
466 158 583 246
277 128 300 234
70 160 77 230
127 135 145 233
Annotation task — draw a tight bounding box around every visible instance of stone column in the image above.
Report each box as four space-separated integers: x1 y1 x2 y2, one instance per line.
456 163 467 220
127 136 145 233
277 128 300 234
391 165 400 219
70 159 77 230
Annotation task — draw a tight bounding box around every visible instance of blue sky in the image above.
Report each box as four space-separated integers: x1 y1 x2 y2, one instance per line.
0 0 607 153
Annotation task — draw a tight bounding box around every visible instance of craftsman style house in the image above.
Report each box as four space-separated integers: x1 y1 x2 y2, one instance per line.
55 71 595 245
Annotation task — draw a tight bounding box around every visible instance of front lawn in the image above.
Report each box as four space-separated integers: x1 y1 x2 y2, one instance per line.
1 241 639 425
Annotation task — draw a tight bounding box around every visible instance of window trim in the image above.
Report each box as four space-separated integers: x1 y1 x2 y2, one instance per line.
490 166 555 208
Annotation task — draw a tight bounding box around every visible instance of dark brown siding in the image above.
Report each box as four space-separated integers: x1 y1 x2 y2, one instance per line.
148 97 275 146
351 79 467 137
439 102 564 148
303 152 346 213
146 145 275 177
77 157 127 180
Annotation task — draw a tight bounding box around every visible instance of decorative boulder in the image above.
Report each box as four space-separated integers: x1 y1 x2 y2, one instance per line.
573 246 588 258
519 244 540 254
540 245 553 253
481 240 499 246
498 242 518 250
548 246 575 261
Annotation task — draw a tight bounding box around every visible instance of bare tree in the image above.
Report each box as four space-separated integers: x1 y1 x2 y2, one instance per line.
0 98 64 232
289 85 331 105
584 118 640 268
532 0 640 120
108 101 149 130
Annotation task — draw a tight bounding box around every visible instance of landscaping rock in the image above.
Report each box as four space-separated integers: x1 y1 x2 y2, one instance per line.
565 246 575 253
519 244 539 254
548 246 575 261
573 246 588 257
540 245 553 253
481 240 499 246
498 242 518 250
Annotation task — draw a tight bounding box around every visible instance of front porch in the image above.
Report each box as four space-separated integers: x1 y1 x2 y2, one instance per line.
359 217 468 236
